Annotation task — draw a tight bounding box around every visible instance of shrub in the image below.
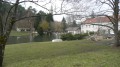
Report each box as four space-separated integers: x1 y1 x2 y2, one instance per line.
61 33 74 40
74 34 83 40
60 34 67 40
61 33 88 41
89 32 94 35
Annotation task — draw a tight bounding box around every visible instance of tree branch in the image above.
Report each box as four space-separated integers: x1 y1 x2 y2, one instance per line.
5 0 50 28
105 15 115 25
93 14 115 26
1 0 14 4
18 1 38 4
30 2 50 12
42 0 51 6
15 14 51 22
108 0 114 8
60 0 65 13
99 0 114 10
91 24 114 30
15 15 38 22
5 0 20 39
5 5 15 27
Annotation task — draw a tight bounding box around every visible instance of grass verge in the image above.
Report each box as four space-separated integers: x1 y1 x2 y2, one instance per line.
10 31 30 36
3 40 120 67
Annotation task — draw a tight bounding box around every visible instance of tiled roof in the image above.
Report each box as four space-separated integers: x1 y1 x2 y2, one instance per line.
15 19 34 28
84 17 110 24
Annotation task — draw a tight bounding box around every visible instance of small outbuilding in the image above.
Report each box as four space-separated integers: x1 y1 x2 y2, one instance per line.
66 27 81 35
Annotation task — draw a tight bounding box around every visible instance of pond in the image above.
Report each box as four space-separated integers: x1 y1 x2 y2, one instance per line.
7 34 57 45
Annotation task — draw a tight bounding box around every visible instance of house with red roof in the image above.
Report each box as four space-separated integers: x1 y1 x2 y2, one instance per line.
81 16 119 34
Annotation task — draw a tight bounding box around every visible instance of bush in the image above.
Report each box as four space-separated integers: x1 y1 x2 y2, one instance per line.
61 33 88 41
74 34 83 40
89 32 94 35
61 33 74 40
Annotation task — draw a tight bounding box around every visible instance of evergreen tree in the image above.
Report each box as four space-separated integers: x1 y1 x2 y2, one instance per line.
72 20 77 27
34 11 54 36
62 17 67 32
34 11 46 36
46 13 54 34
90 11 95 18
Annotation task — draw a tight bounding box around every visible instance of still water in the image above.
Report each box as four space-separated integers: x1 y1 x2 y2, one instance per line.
7 35 56 44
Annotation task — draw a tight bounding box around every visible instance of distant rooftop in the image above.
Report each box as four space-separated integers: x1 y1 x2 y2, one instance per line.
83 16 110 24
66 27 80 31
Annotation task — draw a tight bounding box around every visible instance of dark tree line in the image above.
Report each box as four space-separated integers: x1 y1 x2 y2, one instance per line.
0 0 21 67
34 11 54 36
0 0 53 67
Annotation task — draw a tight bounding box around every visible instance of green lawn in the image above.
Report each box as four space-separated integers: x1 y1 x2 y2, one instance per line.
10 31 30 36
3 40 120 67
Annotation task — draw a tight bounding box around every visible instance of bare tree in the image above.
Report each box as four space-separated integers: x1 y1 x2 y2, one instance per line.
91 0 120 47
2 0 118 67
54 21 63 32
65 0 120 47
0 0 21 66
0 0 53 67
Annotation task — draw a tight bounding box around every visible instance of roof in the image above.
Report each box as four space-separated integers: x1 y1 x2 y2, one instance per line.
66 27 80 31
15 19 34 28
83 16 110 24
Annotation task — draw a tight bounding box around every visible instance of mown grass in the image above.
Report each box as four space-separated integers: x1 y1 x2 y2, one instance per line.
3 40 120 67
10 31 30 36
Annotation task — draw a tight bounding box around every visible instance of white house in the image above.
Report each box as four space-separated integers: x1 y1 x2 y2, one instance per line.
81 16 120 34
66 27 81 35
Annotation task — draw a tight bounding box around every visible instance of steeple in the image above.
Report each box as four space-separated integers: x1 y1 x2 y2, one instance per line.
50 5 53 14
91 11 95 18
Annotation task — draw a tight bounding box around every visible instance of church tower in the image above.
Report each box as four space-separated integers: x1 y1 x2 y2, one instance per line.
50 5 53 14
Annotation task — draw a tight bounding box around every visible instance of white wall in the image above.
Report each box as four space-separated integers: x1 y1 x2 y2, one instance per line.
81 24 98 33
68 30 81 35
81 22 115 34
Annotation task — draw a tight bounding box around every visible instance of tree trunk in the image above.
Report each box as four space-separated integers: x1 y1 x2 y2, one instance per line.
114 26 120 47
114 30 120 47
113 0 119 47
0 45 3 67
0 44 5 67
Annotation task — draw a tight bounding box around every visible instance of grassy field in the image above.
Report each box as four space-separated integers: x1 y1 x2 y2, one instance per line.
10 31 30 36
3 40 120 67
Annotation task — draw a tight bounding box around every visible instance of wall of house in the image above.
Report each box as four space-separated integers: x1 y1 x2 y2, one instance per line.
81 24 98 33
16 28 31 32
81 22 115 34
68 30 81 35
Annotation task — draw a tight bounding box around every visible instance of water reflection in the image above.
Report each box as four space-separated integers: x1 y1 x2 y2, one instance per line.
33 35 55 42
7 34 56 45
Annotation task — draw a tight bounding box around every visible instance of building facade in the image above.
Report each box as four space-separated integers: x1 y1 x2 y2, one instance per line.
15 19 35 32
66 27 81 35
81 16 120 34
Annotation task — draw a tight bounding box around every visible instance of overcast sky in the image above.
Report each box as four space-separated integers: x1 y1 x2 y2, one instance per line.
10 0 114 21
19 0 68 21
